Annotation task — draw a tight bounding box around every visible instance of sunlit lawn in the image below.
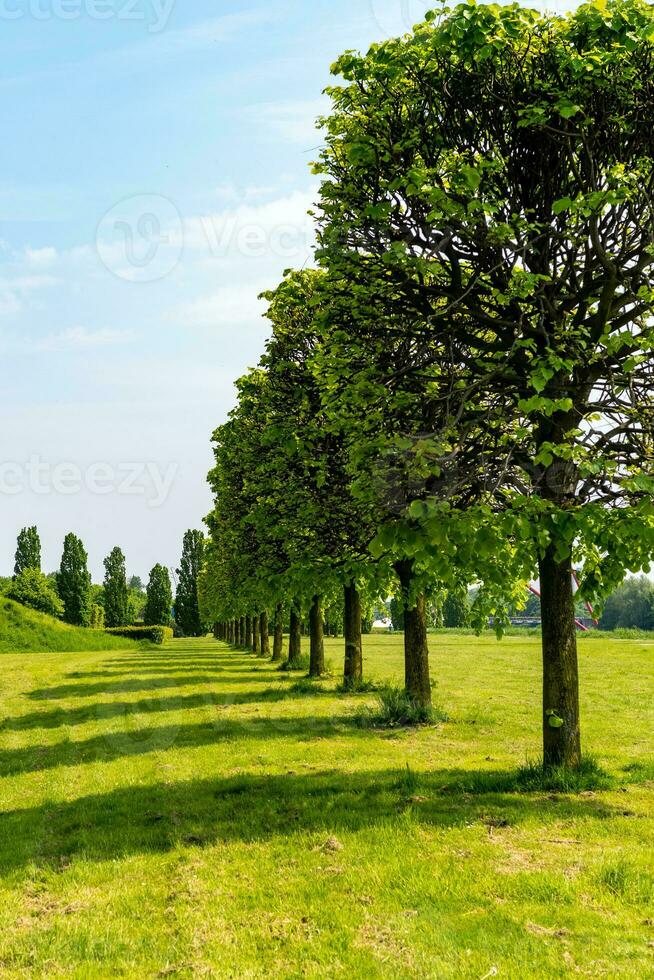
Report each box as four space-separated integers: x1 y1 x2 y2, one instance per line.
0 632 653 978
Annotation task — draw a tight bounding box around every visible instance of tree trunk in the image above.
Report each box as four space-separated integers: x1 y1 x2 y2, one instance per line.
539 547 581 770
288 607 302 665
343 582 363 687
272 604 284 663
260 611 270 657
239 616 246 647
245 615 252 651
309 595 325 677
397 561 431 707
252 614 260 655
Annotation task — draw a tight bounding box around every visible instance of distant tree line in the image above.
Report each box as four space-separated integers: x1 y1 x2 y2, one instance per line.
1 525 207 636
517 578 654 632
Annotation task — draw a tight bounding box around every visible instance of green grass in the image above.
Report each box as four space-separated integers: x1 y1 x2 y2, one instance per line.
0 599 151 654
0 632 653 977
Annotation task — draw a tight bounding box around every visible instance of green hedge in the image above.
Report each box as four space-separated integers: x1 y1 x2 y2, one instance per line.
105 625 173 645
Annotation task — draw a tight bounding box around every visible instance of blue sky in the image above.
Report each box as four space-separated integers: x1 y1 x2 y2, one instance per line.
0 0 419 580
1 0 571 582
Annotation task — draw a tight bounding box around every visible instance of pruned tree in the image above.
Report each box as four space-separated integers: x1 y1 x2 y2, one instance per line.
205 271 391 682
257 270 391 681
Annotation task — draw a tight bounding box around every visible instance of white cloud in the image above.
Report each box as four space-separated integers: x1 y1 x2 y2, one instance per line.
246 97 328 146
31 327 131 353
182 187 317 261
0 273 59 317
180 286 265 328
24 246 59 267
182 284 268 329
175 187 317 330
210 183 280 206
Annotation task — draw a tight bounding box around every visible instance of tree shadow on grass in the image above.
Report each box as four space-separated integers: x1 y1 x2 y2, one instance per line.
65 667 226 680
101 658 281 679
0 714 368 777
104 657 228 670
26 675 230 701
0 766 623 875
2 687 320 732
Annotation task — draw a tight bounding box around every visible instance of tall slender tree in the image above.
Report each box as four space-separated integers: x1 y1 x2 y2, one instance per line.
14 526 41 577
175 530 206 637
103 547 129 628
144 564 173 627
57 533 92 627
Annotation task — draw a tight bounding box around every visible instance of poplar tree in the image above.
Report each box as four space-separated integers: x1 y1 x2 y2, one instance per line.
144 564 173 627
57 533 92 627
14 526 41 577
175 530 206 637
103 547 129 628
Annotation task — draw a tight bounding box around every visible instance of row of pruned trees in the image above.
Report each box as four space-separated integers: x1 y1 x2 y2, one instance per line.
202 0 654 771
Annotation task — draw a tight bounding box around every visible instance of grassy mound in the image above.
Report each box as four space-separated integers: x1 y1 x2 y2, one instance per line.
0 598 146 654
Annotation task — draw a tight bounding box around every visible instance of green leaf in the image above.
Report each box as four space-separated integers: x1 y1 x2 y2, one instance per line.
553 197 574 215
461 165 482 191
546 711 565 729
557 101 582 119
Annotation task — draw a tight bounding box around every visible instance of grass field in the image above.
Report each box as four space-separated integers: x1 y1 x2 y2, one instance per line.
0 632 653 978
